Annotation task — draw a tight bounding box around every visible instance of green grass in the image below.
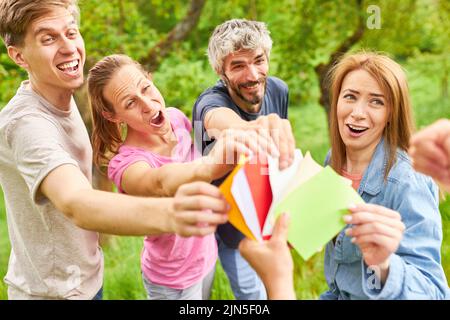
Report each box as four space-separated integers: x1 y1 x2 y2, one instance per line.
101 236 146 300
1 61 449 299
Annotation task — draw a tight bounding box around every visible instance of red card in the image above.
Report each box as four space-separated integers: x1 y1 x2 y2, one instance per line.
243 160 273 232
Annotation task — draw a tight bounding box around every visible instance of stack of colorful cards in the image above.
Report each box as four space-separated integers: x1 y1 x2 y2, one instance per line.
219 149 364 260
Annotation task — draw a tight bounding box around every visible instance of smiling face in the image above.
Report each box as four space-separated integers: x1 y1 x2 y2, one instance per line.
102 64 170 138
221 48 269 113
337 69 389 155
14 7 85 100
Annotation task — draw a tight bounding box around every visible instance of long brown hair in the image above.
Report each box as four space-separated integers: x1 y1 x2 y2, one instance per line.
88 54 148 172
327 51 415 179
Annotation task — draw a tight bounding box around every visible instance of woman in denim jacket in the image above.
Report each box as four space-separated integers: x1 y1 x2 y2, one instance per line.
239 51 449 300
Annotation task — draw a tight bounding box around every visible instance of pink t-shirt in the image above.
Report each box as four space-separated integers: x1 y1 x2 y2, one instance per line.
108 107 217 289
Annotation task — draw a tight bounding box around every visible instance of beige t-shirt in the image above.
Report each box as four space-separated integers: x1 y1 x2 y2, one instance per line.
0 81 103 299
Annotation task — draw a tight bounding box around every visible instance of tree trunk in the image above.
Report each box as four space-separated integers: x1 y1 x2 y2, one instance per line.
314 0 365 121
442 59 448 99
248 0 258 20
117 0 126 35
139 0 207 72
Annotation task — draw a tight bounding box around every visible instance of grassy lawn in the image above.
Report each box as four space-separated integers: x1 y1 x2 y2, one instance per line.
0 62 449 299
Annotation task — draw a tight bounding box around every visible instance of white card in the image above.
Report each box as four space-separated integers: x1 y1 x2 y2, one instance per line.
231 168 263 241
261 149 303 237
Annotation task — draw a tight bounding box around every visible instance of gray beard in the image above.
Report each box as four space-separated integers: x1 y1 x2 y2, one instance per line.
223 77 266 108
235 87 262 105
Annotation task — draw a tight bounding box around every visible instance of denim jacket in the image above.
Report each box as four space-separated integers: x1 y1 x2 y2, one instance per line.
321 138 449 300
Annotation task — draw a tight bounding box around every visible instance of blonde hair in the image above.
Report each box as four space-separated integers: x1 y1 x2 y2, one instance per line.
207 19 273 74
327 51 415 179
88 54 148 172
0 0 79 46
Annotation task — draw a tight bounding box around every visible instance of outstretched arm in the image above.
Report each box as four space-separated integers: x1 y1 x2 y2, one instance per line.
205 108 295 170
40 164 229 237
121 129 278 197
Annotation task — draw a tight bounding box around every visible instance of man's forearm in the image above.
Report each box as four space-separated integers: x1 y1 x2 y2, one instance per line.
204 107 251 138
66 188 174 236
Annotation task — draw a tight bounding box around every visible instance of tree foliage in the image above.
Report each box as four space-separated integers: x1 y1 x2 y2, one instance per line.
0 0 448 114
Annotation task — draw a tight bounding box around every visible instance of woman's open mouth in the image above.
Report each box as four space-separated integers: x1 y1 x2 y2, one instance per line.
150 111 165 128
346 124 368 136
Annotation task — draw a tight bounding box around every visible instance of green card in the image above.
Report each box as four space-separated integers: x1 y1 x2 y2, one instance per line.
274 166 364 260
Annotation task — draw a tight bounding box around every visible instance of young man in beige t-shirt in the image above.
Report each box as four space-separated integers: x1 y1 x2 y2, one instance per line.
0 0 234 300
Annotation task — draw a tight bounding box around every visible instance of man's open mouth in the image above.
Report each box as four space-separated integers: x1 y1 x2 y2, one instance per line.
347 124 368 134
240 81 261 90
150 111 165 127
56 59 79 75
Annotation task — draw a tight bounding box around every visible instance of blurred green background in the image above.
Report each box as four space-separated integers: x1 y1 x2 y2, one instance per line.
0 0 449 299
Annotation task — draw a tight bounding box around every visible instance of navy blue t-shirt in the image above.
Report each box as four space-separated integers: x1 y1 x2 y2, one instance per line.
192 76 289 248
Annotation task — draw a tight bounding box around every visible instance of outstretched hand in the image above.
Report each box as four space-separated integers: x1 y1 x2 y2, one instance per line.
205 128 279 180
239 213 296 300
250 114 296 170
409 119 450 192
169 181 229 237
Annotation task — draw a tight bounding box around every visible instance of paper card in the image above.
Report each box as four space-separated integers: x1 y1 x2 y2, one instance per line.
283 151 323 196
219 158 255 240
262 149 303 237
243 161 273 230
231 168 263 241
273 166 365 261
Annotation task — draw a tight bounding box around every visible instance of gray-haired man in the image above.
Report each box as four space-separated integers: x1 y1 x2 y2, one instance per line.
193 19 295 300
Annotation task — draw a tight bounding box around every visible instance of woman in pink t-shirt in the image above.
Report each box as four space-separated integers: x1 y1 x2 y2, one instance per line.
87 54 276 299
